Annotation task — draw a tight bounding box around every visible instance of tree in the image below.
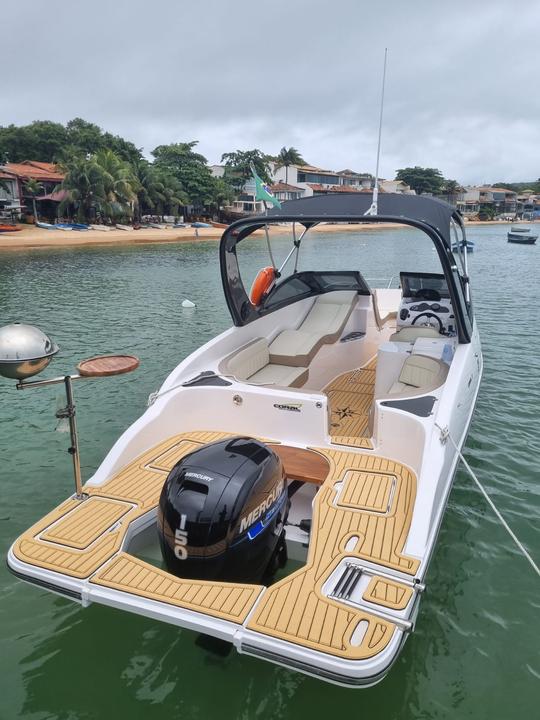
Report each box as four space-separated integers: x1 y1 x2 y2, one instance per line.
274 146 306 184
24 178 44 222
221 149 272 191
152 141 225 211
395 166 445 195
0 121 68 163
131 159 187 219
58 149 137 222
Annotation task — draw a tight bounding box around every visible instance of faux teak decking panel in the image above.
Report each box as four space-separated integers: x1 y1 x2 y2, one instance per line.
13 430 420 656
247 447 419 659
325 356 377 449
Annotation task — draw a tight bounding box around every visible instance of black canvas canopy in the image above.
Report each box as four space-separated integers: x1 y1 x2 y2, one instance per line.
222 193 463 251
219 193 472 341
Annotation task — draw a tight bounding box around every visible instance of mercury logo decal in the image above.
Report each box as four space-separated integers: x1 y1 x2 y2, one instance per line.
273 402 302 412
239 480 285 533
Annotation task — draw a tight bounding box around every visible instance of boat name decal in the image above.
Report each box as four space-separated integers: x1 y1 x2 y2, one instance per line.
273 402 302 413
239 480 285 534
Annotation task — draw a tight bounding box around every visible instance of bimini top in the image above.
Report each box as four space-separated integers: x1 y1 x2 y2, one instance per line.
222 193 464 251
219 193 472 341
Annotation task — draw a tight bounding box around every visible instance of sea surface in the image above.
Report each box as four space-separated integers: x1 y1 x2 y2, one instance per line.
0 224 538 719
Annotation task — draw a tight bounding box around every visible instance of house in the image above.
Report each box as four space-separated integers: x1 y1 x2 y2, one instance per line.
271 162 372 197
0 170 21 218
457 186 517 217
516 190 540 219
0 161 65 219
378 179 415 194
269 182 304 203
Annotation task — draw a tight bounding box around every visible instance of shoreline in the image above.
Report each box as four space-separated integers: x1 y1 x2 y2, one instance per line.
0 219 532 252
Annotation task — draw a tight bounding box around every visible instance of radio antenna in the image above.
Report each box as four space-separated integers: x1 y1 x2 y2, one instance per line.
365 48 388 216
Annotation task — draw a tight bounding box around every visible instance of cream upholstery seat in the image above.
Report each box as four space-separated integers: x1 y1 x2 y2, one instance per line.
387 354 448 397
221 338 308 388
269 290 358 367
389 326 445 343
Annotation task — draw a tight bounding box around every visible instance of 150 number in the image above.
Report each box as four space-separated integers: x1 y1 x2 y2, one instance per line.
174 514 188 560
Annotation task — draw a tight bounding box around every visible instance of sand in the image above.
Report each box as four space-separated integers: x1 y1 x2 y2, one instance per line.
0 219 523 252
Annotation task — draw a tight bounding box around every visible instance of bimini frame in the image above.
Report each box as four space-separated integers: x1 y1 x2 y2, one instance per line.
219 193 473 343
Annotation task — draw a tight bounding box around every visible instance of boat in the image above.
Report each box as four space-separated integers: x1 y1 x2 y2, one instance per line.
507 228 537 244
210 221 229 229
36 221 72 231
3 193 482 688
89 224 112 232
115 224 132 231
0 224 22 232
191 221 211 228
452 240 475 253
55 223 89 231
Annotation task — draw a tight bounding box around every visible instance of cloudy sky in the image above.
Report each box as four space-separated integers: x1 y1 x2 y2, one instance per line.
3 0 539 184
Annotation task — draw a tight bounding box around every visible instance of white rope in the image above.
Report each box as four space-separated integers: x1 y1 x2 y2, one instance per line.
436 423 540 578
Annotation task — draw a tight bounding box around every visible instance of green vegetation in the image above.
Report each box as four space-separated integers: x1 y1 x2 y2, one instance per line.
221 149 273 191
274 147 306 184
395 166 445 195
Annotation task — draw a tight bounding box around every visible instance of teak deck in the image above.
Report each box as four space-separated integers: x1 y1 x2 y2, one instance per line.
325 356 377 449
13 427 420 663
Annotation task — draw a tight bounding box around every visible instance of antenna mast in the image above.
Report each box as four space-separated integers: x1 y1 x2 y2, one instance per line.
365 47 388 216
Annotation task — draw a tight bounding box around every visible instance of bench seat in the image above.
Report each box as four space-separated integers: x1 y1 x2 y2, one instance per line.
221 338 308 388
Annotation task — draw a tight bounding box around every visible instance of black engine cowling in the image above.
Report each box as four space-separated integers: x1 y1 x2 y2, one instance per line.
157 436 289 583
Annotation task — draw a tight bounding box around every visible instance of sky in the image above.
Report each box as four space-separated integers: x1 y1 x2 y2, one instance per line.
2 0 539 185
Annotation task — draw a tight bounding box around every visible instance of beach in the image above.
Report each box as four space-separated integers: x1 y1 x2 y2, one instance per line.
0 219 522 251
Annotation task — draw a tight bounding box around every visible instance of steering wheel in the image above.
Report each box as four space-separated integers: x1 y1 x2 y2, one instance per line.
414 287 441 301
411 312 444 333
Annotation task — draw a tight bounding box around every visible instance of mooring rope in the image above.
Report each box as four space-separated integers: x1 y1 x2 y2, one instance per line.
436 423 540 578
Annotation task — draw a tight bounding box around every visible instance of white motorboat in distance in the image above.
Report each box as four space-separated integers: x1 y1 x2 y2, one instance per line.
6 193 482 687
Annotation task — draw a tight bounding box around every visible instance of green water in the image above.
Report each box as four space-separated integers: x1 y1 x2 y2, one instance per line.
0 227 538 719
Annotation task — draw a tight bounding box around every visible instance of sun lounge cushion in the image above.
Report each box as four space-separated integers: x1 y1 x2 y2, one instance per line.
389 326 445 343
269 290 357 366
222 338 307 388
388 354 448 396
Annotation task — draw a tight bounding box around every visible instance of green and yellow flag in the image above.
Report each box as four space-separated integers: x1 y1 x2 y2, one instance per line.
251 164 281 209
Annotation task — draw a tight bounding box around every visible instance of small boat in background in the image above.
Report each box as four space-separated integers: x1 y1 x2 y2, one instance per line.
56 223 89 231
452 240 475 253
0 224 22 232
115 224 132 231
210 221 229 229
36 221 72 231
508 228 537 244
173 222 187 228
191 222 211 228
89 224 112 232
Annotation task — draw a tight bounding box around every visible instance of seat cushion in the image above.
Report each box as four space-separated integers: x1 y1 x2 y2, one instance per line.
389 326 445 343
316 290 358 305
388 354 448 396
248 363 308 388
226 338 269 380
269 291 357 366
269 330 323 367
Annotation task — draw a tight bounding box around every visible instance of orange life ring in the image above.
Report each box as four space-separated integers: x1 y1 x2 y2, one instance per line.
250 266 276 306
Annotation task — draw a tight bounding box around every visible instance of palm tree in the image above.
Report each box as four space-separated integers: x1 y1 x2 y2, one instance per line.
59 150 138 223
24 178 44 223
274 147 306 184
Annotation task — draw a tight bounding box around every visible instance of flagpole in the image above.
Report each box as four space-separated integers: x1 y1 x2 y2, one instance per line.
365 47 388 216
250 161 277 269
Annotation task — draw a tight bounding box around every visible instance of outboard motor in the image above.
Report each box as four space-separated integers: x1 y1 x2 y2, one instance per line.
157 437 289 583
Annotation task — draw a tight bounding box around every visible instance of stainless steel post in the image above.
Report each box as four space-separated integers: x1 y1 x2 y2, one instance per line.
62 375 85 500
